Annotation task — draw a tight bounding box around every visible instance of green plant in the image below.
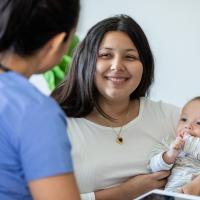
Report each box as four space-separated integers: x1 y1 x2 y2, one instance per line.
44 34 79 91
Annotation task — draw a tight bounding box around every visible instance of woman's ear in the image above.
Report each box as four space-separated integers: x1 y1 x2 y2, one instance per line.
48 32 67 52
44 32 67 59
37 32 67 72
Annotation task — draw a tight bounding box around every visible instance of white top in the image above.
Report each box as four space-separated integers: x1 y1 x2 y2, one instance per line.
29 74 51 95
67 97 180 200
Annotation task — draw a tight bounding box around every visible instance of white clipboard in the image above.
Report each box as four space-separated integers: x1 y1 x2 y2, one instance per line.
135 189 200 200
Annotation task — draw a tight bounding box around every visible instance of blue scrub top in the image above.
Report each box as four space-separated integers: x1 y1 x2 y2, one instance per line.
0 72 73 200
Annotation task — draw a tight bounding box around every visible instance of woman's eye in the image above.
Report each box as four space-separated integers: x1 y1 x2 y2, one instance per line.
98 53 111 58
125 55 138 60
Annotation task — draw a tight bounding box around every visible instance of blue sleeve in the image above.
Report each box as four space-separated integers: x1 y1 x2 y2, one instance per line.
17 101 73 181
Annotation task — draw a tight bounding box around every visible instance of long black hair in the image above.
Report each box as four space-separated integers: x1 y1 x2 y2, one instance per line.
52 14 154 118
0 0 80 56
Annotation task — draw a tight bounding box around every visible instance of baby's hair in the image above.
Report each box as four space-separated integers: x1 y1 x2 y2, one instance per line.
189 96 200 102
185 96 200 106
182 96 200 110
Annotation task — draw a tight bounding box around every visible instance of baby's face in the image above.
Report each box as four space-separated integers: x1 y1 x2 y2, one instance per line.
176 100 200 138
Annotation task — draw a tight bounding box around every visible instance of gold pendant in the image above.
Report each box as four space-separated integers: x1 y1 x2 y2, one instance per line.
116 136 123 144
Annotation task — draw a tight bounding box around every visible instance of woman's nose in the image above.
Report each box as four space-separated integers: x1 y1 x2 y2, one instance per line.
110 57 125 71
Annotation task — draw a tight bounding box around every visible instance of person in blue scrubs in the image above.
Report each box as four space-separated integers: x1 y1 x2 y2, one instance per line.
0 0 80 200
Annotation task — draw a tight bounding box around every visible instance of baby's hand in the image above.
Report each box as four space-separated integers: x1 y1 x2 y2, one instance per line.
163 137 185 164
177 130 190 140
171 136 185 151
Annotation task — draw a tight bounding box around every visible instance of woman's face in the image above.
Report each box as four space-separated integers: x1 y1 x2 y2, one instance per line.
95 31 143 102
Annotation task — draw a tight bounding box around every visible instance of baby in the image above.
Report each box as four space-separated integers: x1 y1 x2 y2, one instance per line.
149 96 200 193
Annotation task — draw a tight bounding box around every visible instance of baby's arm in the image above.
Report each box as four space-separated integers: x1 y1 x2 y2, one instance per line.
149 136 184 172
163 136 185 164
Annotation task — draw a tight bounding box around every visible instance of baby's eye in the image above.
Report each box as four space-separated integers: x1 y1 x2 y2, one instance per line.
196 122 200 126
180 118 187 122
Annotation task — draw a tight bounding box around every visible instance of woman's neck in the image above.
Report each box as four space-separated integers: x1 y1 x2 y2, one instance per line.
0 52 40 77
86 98 140 127
98 98 131 119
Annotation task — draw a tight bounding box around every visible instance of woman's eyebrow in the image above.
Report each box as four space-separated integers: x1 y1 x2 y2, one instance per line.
126 48 137 52
99 47 137 52
99 47 113 51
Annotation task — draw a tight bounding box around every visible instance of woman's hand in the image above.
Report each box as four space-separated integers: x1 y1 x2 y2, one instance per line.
120 171 170 199
95 171 170 200
182 174 200 196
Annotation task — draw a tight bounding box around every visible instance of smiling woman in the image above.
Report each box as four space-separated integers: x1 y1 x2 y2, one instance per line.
95 31 143 102
52 15 180 200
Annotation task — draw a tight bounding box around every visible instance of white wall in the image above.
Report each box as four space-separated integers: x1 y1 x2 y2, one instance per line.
76 0 200 107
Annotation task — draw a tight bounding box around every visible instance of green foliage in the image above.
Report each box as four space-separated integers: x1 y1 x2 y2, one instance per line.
44 34 79 91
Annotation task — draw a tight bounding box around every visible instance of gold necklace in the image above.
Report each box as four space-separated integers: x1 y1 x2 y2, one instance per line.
95 102 130 145
112 125 124 144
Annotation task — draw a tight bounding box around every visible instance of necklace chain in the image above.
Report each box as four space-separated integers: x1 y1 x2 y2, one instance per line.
95 102 130 145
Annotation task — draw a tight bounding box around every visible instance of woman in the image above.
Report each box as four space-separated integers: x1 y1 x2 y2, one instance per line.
52 15 199 199
0 0 80 200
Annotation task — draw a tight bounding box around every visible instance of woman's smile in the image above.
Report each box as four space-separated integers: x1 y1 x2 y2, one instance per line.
105 74 130 85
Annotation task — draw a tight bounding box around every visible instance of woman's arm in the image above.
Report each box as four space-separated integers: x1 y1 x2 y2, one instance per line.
182 175 200 196
29 173 80 200
95 171 170 200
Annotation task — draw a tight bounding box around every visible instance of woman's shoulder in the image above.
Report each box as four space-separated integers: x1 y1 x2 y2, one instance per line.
140 97 180 120
141 97 180 112
139 98 179 138
0 72 65 130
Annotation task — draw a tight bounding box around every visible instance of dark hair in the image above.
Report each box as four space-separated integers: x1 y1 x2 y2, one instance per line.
52 14 154 118
0 0 80 56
